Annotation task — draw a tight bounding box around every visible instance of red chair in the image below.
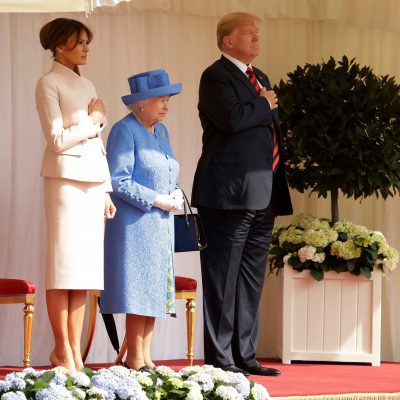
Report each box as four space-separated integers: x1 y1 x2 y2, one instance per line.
82 275 197 365
0 279 36 367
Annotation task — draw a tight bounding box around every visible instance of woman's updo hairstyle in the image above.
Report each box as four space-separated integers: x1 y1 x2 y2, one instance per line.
39 18 93 57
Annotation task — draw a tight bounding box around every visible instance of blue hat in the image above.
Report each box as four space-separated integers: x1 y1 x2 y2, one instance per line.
121 69 182 105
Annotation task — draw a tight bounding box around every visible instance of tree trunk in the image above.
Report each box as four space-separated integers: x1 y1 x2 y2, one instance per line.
331 187 339 223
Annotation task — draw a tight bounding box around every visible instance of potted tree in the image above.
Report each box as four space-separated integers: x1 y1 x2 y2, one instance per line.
270 56 400 365
276 55 400 224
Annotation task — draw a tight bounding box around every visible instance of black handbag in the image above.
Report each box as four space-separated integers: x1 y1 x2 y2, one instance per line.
174 190 207 252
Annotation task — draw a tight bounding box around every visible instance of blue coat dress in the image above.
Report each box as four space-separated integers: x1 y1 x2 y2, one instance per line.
100 114 179 317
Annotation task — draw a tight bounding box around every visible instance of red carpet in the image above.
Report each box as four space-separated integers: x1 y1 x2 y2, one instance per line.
1 358 400 399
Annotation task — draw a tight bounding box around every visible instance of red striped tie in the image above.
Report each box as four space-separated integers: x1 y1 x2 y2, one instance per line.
246 66 280 172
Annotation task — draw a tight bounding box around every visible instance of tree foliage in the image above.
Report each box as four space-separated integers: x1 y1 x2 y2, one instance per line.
275 56 400 221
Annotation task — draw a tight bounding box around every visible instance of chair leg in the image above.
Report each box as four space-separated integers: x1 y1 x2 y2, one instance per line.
82 291 99 363
185 298 196 366
115 335 127 365
23 302 34 368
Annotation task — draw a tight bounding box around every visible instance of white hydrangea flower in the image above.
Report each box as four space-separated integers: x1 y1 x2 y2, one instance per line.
70 387 86 400
1 392 27 400
199 365 214 373
298 245 316 262
154 365 175 379
312 252 326 263
180 366 203 377
183 381 202 391
292 214 317 228
135 374 153 387
185 388 203 400
214 385 242 400
251 383 270 400
303 229 330 247
208 368 230 384
166 377 183 389
86 386 107 399
71 372 91 387
383 257 398 272
279 227 305 246
50 366 70 376
331 239 362 260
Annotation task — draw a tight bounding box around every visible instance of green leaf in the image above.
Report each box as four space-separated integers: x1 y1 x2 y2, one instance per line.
81 367 95 378
360 266 372 279
347 260 356 272
311 269 324 281
33 380 49 391
37 371 55 383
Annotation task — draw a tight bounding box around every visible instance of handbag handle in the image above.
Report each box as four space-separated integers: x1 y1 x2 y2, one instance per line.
179 187 195 227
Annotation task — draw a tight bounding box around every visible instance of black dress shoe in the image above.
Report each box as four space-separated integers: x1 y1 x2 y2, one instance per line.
220 364 250 377
123 362 151 373
242 363 281 376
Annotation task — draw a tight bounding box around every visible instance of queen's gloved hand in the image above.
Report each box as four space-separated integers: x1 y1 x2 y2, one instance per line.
154 193 183 212
170 189 184 210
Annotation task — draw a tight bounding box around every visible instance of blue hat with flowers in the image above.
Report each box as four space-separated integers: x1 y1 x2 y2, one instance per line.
121 69 182 105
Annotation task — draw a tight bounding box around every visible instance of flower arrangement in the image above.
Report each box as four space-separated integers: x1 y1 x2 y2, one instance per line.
269 214 399 281
0 364 269 400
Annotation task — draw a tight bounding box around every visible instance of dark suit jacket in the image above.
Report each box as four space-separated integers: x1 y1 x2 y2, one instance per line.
191 55 292 215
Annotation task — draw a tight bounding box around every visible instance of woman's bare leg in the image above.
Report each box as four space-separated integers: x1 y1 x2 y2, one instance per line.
68 290 87 371
143 317 155 368
46 289 75 373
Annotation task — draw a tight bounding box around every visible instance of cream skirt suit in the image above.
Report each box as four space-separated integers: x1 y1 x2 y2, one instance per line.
36 61 112 290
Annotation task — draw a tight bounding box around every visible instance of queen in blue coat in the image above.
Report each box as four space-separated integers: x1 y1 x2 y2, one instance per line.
100 70 183 371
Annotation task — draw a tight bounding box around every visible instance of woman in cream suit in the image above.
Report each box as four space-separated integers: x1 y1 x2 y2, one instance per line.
35 18 116 373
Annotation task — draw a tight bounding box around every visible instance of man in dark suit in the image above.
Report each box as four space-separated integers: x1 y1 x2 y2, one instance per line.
191 12 293 376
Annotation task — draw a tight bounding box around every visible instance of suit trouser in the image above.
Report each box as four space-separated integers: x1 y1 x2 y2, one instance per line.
198 203 275 368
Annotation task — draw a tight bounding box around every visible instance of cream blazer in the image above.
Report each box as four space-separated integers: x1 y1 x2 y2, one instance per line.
36 61 111 191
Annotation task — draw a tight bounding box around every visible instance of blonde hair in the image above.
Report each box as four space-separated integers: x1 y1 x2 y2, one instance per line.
216 12 261 51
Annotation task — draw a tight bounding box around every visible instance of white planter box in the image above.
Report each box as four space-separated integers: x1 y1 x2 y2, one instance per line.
279 265 381 366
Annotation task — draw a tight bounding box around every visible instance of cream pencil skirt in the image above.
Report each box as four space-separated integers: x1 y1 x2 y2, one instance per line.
44 177 105 290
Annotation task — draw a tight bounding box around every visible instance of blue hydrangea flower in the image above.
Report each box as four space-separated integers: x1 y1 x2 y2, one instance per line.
108 366 133 379
225 372 250 397
114 377 147 400
21 368 38 377
0 380 12 392
4 376 25 391
51 372 68 386
36 383 74 400
0 365 270 400
91 370 120 399
187 373 214 392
